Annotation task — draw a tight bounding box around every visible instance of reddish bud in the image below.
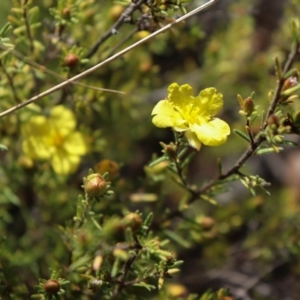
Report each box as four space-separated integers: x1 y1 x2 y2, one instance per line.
84 173 107 197
62 7 71 18
44 280 60 295
95 159 120 181
282 76 298 91
198 216 215 230
64 53 79 68
242 97 255 116
267 114 280 127
122 213 142 232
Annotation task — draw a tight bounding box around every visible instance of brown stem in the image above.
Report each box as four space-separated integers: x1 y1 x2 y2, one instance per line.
165 41 300 220
86 0 147 59
111 237 142 297
105 28 138 59
246 119 255 148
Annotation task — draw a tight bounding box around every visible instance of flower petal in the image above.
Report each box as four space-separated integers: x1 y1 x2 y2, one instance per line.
63 132 88 155
168 83 194 108
22 137 53 159
22 116 49 136
196 88 223 117
152 100 187 128
185 130 202 151
51 149 81 175
50 105 76 136
190 118 230 146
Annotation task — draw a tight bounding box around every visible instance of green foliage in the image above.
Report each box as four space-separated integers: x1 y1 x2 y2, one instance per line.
2 1 300 299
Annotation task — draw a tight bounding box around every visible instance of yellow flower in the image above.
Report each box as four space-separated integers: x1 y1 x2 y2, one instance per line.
22 105 88 175
152 83 230 150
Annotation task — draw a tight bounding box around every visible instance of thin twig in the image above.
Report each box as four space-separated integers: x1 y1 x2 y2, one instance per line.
105 28 138 59
112 238 142 297
0 43 125 95
86 0 146 59
161 41 300 223
0 0 217 119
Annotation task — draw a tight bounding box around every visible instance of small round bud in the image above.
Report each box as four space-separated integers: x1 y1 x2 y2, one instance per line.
62 7 71 18
44 280 60 295
122 213 142 232
135 30 150 40
267 114 280 127
109 5 124 21
282 76 298 91
198 216 215 230
160 142 177 160
84 173 107 197
242 97 255 116
95 159 120 181
139 60 153 73
164 145 177 159
64 53 79 68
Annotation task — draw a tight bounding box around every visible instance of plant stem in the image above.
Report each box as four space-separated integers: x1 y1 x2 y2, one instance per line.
85 0 147 59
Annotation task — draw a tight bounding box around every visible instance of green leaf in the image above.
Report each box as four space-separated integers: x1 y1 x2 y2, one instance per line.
281 83 300 96
0 22 11 37
256 147 283 155
200 194 218 205
163 229 191 248
68 256 91 272
181 151 196 169
169 260 184 268
149 156 168 167
0 144 8 151
280 140 298 146
2 187 20 205
132 281 156 291
91 217 102 230
233 129 251 142
143 212 153 227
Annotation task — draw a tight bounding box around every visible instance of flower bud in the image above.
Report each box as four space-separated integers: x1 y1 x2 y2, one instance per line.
64 53 79 68
135 30 150 40
160 142 177 160
84 173 107 197
242 97 255 116
95 159 120 181
62 7 71 18
282 76 298 91
267 114 280 127
109 5 124 21
122 213 142 232
198 216 215 230
44 280 60 295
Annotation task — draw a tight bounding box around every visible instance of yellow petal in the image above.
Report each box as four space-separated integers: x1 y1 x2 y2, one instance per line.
185 130 202 151
152 100 187 128
168 83 194 108
50 105 76 136
63 132 88 155
22 137 53 159
22 116 49 136
190 118 230 146
51 149 81 175
196 88 223 117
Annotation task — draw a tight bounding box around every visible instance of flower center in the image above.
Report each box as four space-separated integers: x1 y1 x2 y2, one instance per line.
52 133 64 148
